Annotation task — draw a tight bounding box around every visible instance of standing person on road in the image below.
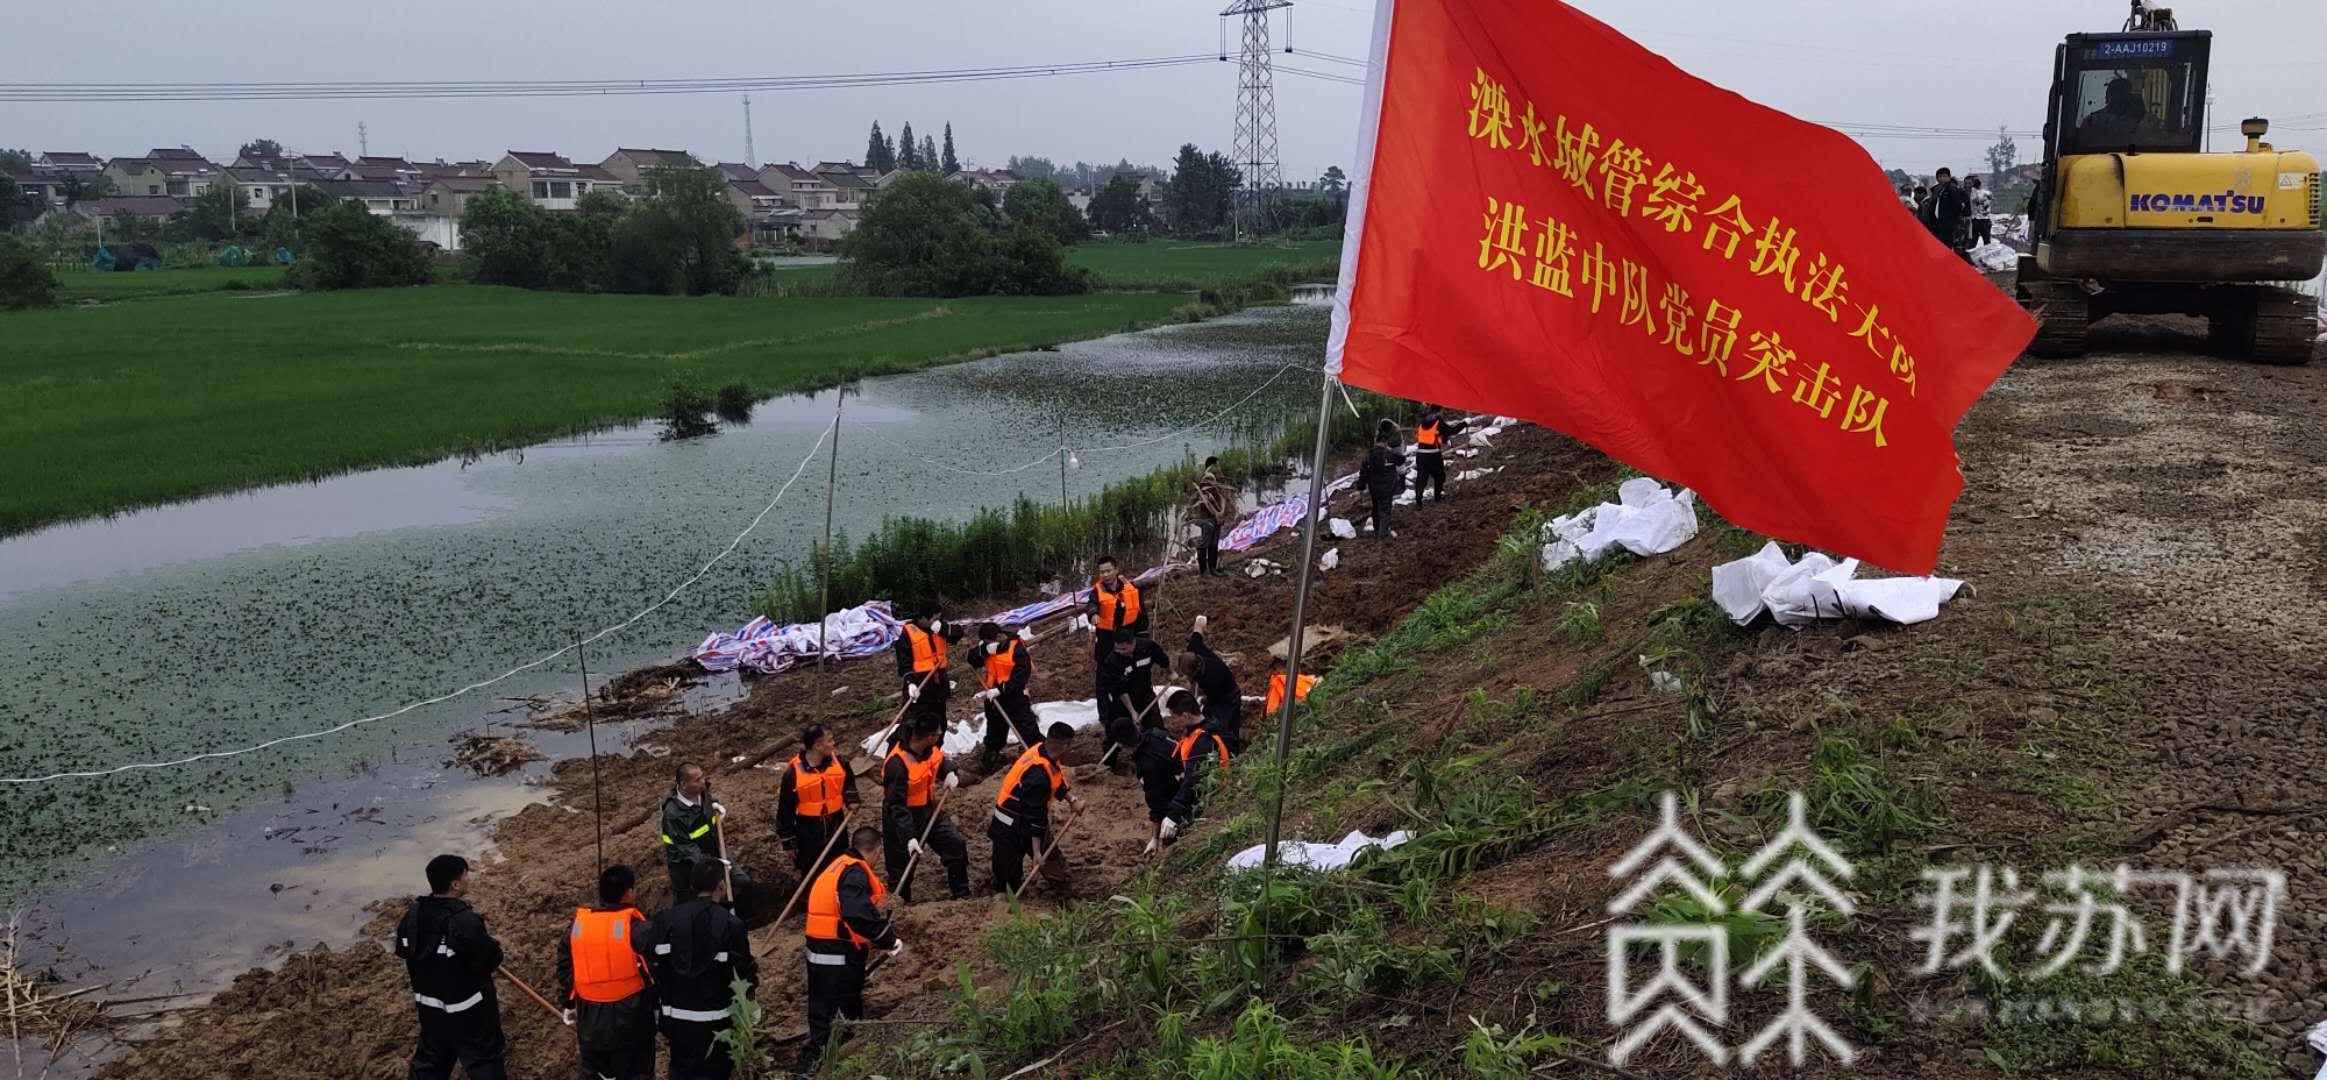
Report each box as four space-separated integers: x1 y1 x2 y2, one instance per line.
397 854 506 1080
881 718 970 901
972 622 1038 773
1086 555 1148 702
989 722 1083 897
660 764 734 910
1410 404 1466 502
893 601 955 745
1358 422 1405 541
796 826 901 1075
1968 176 1994 247
1930 167 1971 254
1175 615 1244 751
777 725 858 884
555 864 656 1080
1097 629 1169 772
638 861 756 1080
1188 456 1237 577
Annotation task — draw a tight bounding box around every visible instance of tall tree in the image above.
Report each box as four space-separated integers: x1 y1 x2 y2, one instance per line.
1317 165 1347 194
897 122 919 170
1165 144 1240 236
182 183 250 242
1006 155 1057 181
865 122 895 173
941 124 960 174
238 138 284 162
1985 127 2019 186
1004 178 1089 246
0 176 48 230
0 149 31 173
1087 174 1153 235
919 135 939 173
56 172 115 208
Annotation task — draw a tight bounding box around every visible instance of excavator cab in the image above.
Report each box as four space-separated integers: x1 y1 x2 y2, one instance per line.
2019 4 2323 363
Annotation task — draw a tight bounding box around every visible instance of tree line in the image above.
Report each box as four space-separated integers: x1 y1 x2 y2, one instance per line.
864 121 959 175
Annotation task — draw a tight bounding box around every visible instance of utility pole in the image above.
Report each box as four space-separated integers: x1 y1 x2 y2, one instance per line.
743 95 757 168
1222 0 1290 241
358 122 369 157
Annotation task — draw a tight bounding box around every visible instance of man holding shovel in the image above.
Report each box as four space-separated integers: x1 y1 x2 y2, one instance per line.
880 718 969 901
892 600 956 749
989 722 1083 897
660 764 751 920
1096 629 1168 775
971 621 1038 773
777 725 858 885
797 826 901 1075
554 864 655 1080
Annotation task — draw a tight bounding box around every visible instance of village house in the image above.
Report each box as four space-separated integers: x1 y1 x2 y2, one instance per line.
949 168 1021 198
599 148 696 187
63 195 186 226
491 151 622 210
757 162 831 210
36 151 102 174
812 162 876 210
224 167 299 213
419 176 496 222
104 148 221 198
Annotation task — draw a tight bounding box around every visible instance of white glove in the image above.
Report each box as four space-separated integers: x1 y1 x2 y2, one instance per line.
976 688 1000 702
1159 818 1180 841
907 681 921 702
907 838 923 855
1143 838 1159 855
944 772 959 789
948 679 958 692
711 802 726 819
931 619 944 635
887 940 906 959
1194 615 1208 633
560 1008 575 1027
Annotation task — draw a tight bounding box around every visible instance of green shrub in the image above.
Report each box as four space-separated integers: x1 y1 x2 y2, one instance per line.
289 203 431 291
659 374 718 441
0 234 58 310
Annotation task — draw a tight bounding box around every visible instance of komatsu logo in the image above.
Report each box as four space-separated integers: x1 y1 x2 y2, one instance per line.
2130 192 2268 215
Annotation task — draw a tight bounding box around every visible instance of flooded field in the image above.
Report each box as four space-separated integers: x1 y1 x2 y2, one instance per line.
0 302 1330 914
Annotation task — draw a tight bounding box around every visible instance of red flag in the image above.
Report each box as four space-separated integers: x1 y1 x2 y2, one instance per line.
1327 0 2034 574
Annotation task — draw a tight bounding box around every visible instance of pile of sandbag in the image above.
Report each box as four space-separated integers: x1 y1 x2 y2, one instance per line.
1712 542 1965 626
1541 478 1700 572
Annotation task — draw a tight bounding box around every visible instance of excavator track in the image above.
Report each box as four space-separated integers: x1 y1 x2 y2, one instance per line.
2020 282 2090 358
2251 287 2320 367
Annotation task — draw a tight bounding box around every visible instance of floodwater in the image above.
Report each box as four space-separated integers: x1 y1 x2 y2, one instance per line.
0 303 1329 1015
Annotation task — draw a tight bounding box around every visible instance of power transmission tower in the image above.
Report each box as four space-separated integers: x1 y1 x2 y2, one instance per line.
743 95 756 167
1222 0 1289 239
358 121 368 156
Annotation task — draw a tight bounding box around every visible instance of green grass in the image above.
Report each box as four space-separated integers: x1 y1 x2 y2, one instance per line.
1069 239 1341 291
51 265 290 301
0 285 1192 536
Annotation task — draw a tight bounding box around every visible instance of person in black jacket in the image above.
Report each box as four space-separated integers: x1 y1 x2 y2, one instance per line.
988 723 1082 897
1173 616 1243 751
661 763 750 919
970 622 1038 772
554 864 656 1080
892 602 956 745
797 826 902 1074
881 719 970 901
638 860 758 1080
1929 167 1971 252
1410 404 1467 502
1135 692 1194 852
1357 424 1405 541
397 854 506 1080
1096 629 1168 772
777 726 859 883
1160 696 1232 844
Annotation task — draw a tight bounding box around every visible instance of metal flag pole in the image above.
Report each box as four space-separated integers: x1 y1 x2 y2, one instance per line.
1256 369 1338 958
575 629 604 876
818 388 845 667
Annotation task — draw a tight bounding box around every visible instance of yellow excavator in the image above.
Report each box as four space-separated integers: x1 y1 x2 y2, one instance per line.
2018 1 2323 363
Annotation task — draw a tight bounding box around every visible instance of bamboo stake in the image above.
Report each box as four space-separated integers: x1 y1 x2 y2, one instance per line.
1009 812 1079 902
574 630 604 878
758 809 855 956
496 968 565 1023
892 785 952 904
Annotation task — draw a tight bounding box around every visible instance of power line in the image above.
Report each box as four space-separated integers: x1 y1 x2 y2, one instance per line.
1285 47 1369 69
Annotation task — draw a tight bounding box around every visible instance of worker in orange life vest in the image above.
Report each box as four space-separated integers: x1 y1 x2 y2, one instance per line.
1411 403 1467 502
554 864 656 1080
797 826 900 1075
971 621 1038 773
1159 691 1232 847
892 600 956 747
1263 656 1319 718
989 722 1083 897
1085 554 1147 703
777 724 859 883
881 718 969 901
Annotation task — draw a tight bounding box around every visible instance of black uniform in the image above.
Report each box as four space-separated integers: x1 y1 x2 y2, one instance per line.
776 754 859 883
1096 637 1169 754
660 792 751 919
1410 412 1467 501
1166 726 1232 826
396 894 506 1080
1182 631 1244 751
1133 725 1184 828
978 637 1039 764
554 907 656 1080
637 897 758 1080
798 858 899 1074
1358 442 1405 540
881 747 971 901
893 621 957 742
1086 579 1150 701
987 744 1073 897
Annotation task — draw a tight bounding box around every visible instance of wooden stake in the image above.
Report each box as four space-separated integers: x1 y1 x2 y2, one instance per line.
574 630 604 878
1009 812 1079 901
892 785 953 904
496 968 564 1022
759 809 855 956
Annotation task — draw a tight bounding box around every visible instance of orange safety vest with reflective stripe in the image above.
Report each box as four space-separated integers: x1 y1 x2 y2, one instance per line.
1416 419 1442 449
804 854 887 947
568 907 647 1003
1264 672 1319 716
994 744 1065 810
885 745 944 808
1093 580 1142 631
1175 729 1230 775
982 639 1019 691
789 754 848 818
903 623 946 675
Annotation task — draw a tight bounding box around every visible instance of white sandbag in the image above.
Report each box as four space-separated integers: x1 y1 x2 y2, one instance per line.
1319 547 1340 572
1328 517 1357 540
1539 480 1699 572
1968 240 2018 273
1225 829 1413 872
1454 467 1501 482
1713 541 1965 627
874 698 1107 759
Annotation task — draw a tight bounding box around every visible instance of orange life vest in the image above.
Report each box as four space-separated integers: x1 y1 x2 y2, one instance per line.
903 623 946 675
1093 579 1142 631
804 855 888 948
567 907 647 1004
994 745 1064 810
885 745 944 808
1175 730 1230 775
1416 419 1442 448
789 754 848 819
1264 672 1320 716
982 639 1019 691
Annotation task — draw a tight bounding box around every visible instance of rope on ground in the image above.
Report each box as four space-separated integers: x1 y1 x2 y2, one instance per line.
0 424 835 786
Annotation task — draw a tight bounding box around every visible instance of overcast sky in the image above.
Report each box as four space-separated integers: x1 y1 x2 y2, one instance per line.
4 0 2320 177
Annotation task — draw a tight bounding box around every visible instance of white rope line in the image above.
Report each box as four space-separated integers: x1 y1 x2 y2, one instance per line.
859 363 1317 478
0 423 835 785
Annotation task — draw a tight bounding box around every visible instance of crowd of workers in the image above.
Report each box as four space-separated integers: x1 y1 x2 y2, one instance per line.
1898 166 1996 257
386 411 1484 1078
